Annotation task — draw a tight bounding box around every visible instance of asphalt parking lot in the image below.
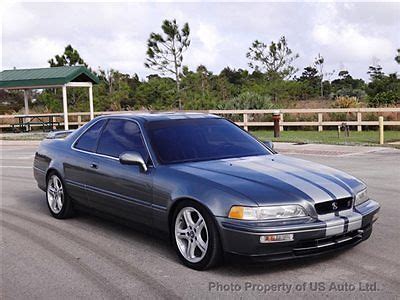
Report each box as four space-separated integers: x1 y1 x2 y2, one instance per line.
1 141 399 299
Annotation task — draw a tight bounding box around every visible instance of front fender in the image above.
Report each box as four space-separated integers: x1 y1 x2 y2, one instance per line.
151 166 257 233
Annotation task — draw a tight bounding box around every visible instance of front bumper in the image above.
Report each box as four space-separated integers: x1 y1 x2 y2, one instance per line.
216 199 380 260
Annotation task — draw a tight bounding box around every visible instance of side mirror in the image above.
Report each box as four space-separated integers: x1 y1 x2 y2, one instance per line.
119 151 148 172
264 141 274 149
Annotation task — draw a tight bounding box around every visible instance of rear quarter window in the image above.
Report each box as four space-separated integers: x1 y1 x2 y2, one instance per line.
74 119 106 152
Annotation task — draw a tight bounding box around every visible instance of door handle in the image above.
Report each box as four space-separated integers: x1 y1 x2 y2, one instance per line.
90 163 98 169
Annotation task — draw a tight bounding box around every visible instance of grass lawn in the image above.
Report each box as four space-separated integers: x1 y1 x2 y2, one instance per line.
251 130 400 147
1 129 399 148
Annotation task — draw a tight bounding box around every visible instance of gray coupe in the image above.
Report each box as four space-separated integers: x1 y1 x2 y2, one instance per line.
33 113 380 270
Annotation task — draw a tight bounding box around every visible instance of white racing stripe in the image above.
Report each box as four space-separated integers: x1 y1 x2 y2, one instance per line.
318 210 362 237
318 213 345 236
324 217 346 237
317 213 343 236
317 212 336 221
269 158 351 199
275 155 356 191
238 160 333 203
228 156 359 237
339 209 363 232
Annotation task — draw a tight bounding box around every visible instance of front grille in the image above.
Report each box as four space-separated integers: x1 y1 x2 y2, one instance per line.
315 197 353 214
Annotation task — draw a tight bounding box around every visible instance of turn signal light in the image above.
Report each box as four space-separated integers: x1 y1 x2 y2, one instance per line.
228 206 244 219
260 234 294 243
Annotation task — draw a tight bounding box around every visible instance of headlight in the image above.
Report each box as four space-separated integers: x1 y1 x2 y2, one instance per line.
228 205 307 220
355 188 369 206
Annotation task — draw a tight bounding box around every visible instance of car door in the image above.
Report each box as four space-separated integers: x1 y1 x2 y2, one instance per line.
85 118 154 226
65 119 107 206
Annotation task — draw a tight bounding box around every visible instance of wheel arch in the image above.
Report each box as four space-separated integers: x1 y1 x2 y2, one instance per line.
45 156 66 182
167 197 222 242
45 167 68 192
45 167 61 182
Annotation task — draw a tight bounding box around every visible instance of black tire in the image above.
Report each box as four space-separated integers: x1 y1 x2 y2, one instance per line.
171 200 222 270
46 172 74 219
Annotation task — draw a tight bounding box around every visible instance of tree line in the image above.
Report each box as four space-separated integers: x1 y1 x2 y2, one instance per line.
2 19 400 114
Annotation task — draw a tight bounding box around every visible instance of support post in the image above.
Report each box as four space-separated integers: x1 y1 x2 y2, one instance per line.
23 89 29 114
89 83 94 120
379 116 384 145
243 113 248 131
77 115 82 127
23 89 30 131
318 113 323 132
280 113 284 132
62 85 69 130
357 111 362 132
272 110 281 138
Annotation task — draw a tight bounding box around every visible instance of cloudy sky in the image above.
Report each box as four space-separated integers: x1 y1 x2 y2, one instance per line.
2 1 399 81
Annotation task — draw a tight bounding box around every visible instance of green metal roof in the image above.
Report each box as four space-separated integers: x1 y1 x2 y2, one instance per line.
0 66 99 89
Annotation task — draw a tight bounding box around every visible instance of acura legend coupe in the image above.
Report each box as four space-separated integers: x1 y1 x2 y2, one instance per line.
33 113 380 270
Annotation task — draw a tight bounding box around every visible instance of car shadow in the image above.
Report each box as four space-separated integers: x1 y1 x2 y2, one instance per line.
213 250 349 276
11 191 178 260
13 191 352 275
71 206 181 261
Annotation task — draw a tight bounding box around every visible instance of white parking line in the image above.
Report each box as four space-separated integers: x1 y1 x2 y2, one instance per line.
1 157 34 160
0 166 32 169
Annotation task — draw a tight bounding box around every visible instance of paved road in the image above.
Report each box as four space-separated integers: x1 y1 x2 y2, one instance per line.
1 142 400 299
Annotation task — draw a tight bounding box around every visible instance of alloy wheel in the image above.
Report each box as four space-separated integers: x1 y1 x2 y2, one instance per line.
175 207 209 263
47 175 64 214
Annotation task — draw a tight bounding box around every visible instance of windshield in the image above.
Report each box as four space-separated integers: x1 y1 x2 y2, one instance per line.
146 118 271 164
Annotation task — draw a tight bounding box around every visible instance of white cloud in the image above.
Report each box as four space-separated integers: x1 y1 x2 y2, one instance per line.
312 24 394 61
2 2 399 80
1 2 36 39
83 34 146 74
3 37 64 69
310 2 398 78
197 23 220 52
188 23 226 67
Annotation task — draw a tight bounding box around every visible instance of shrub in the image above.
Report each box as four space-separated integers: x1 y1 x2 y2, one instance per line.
331 96 360 108
368 91 399 107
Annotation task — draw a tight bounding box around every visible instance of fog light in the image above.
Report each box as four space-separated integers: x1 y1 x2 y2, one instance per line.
260 234 294 243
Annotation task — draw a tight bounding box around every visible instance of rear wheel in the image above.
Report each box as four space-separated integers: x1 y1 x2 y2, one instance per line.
46 173 74 219
172 201 222 270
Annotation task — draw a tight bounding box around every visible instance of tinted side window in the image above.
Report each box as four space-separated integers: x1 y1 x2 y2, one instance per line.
74 119 106 152
97 119 148 160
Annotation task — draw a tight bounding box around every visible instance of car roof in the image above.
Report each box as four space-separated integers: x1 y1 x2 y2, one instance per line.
97 112 221 123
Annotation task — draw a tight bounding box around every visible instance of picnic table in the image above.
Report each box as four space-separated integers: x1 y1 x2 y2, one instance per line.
11 114 61 132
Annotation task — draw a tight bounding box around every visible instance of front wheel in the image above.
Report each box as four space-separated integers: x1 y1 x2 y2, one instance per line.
46 173 74 219
172 201 222 270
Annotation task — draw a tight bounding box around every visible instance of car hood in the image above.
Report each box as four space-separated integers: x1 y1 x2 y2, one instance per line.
171 154 364 206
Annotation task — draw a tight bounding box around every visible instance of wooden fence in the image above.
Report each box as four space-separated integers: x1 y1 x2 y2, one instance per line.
209 108 400 131
1 107 400 131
